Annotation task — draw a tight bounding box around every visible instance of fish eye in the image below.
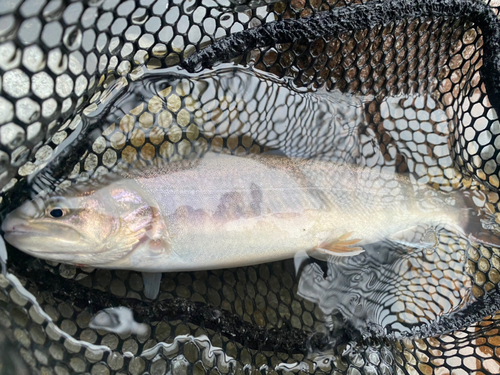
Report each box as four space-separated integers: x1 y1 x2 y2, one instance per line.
45 197 70 218
49 208 64 218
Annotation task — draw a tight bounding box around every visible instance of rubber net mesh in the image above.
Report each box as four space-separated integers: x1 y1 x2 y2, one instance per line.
2 0 500 374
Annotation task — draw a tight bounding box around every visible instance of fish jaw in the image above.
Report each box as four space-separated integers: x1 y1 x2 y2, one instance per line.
2 240 87 264
2 214 84 261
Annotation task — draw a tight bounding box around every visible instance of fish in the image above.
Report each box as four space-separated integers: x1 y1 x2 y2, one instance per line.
1 154 496 298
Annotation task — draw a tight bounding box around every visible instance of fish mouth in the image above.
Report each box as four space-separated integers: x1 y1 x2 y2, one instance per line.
3 232 87 260
2 215 30 233
2 219 82 249
4 230 54 238
2 243 89 263
2 217 53 238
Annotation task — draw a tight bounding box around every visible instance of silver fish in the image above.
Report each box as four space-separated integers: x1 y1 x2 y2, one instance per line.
1 155 494 297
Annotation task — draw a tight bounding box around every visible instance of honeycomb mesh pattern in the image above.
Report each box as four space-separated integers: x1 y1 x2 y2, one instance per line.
2 0 500 374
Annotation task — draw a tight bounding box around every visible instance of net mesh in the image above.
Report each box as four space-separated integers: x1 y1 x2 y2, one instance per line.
1 0 500 374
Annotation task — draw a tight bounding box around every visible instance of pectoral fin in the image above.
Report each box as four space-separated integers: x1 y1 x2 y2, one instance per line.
308 232 364 260
142 272 162 299
294 250 311 275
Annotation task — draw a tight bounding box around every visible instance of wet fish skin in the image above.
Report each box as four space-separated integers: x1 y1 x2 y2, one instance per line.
1 155 473 272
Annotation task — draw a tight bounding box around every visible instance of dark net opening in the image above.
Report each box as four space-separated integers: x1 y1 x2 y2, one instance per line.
2 0 500 374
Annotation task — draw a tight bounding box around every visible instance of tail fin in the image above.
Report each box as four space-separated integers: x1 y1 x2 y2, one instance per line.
459 190 500 247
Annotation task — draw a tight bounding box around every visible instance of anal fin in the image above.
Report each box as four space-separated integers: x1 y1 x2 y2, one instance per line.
389 225 438 249
142 272 162 299
308 232 364 261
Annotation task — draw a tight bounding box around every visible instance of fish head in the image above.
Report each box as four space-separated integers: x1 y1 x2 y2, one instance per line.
2 178 164 266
